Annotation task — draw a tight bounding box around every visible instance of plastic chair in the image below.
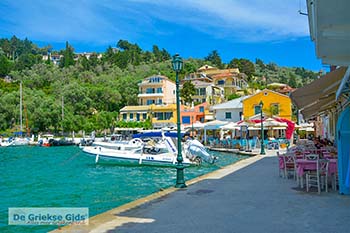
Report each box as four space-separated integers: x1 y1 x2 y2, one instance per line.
306 159 329 194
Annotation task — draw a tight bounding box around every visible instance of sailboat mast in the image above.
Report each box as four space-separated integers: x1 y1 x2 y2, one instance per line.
20 81 23 133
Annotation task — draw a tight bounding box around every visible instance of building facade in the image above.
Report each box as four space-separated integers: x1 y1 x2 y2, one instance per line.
212 96 248 122
242 89 292 120
138 75 176 106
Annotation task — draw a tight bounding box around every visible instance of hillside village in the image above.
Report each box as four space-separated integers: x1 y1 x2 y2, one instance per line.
0 37 320 136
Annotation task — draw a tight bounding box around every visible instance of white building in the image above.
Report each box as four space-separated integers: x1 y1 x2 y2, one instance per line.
211 96 249 122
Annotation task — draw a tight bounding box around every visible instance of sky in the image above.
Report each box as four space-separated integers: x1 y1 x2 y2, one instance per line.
0 0 324 71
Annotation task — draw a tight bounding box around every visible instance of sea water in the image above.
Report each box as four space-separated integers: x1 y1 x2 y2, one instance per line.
0 146 247 233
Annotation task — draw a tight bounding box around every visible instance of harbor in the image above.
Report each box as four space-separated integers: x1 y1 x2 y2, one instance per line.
0 145 247 233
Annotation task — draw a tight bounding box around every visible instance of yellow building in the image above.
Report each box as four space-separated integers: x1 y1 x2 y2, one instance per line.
119 104 178 129
150 104 177 129
242 89 292 120
211 72 248 98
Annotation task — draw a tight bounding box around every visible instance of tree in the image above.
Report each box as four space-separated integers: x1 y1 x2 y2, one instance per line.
288 72 297 88
228 58 255 80
59 41 75 68
0 55 12 76
255 58 265 68
204 50 223 68
180 81 196 105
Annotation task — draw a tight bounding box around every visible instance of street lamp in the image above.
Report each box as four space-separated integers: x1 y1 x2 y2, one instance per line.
172 54 186 188
191 115 194 137
259 101 266 155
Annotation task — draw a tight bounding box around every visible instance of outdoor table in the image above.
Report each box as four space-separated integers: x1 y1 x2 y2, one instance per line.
296 159 337 188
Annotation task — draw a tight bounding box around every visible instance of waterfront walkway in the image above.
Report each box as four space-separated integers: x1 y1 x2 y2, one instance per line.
53 149 350 233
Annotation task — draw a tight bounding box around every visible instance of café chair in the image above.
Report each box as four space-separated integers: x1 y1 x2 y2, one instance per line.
306 159 329 194
305 154 319 160
283 154 296 179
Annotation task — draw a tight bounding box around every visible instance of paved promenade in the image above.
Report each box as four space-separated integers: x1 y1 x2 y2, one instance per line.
53 149 350 233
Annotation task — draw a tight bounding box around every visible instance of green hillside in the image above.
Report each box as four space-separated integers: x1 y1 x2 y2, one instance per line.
0 37 319 135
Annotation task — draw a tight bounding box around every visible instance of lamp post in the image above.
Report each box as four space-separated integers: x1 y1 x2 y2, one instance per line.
259 101 266 155
191 115 194 137
172 54 186 188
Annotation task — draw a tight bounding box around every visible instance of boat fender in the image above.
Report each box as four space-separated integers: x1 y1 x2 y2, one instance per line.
95 147 101 163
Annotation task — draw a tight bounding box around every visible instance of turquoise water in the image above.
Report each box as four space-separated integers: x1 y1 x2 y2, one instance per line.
0 146 247 233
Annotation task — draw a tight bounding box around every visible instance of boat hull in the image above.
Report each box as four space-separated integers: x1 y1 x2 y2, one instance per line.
82 146 193 167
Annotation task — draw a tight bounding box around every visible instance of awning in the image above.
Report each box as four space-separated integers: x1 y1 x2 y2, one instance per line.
290 67 347 109
336 67 350 100
300 93 337 119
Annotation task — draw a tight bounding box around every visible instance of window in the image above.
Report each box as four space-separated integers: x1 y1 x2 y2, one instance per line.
123 113 127 120
146 99 155 105
154 112 163 120
156 87 163 93
270 104 280 115
149 76 162 83
254 105 262 115
198 88 206 96
157 99 162 105
225 112 232 119
199 106 204 112
143 113 147 120
182 116 190 124
146 88 155 94
165 112 173 120
136 113 140 121
130 113 134 120
218 80 225 85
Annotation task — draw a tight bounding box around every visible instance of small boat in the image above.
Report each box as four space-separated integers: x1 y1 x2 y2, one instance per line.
82 134 217 166
0 137 30 147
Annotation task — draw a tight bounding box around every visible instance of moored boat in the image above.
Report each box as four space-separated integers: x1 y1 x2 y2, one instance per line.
0 137 30 147
82 134 216 166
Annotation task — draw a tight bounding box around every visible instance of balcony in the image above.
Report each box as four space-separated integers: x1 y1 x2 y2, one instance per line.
138 93 164 98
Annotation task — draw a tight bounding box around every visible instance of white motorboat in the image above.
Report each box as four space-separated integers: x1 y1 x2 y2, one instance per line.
82 135 216 166
91 135 143 150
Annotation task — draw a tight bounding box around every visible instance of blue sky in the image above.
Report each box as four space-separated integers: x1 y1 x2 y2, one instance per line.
0 0 324 71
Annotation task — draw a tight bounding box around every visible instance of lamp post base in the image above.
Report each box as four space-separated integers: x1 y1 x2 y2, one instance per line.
175 164 187 188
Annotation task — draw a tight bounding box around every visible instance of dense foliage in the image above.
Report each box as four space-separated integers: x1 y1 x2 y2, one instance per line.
0 37 319 135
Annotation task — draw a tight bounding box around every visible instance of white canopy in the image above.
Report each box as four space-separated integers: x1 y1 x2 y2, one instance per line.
220 122 238 130
254 118 288 128
204 120 229 130
184 121 205 130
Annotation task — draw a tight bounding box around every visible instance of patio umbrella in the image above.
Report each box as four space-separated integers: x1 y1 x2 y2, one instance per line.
254 118 287 138
184 121 205 130
220 122 238 130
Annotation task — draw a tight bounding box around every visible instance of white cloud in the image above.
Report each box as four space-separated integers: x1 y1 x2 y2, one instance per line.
1 0 310 44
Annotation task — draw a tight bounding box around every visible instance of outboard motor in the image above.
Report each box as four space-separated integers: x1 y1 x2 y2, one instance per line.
185 139 217 164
